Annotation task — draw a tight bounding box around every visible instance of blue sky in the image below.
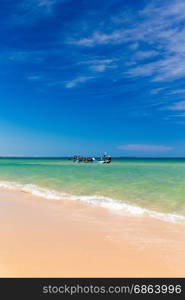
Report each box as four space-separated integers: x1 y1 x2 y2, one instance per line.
1 0 185 157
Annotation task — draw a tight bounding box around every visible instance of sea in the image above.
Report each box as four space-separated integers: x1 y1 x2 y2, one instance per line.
0 157 185 224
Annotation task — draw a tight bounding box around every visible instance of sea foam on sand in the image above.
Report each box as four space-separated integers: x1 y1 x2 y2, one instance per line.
0 180 185 224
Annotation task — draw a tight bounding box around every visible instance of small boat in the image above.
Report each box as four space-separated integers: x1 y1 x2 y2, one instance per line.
73 156 96 163
73 153 111 164
98 152 112 164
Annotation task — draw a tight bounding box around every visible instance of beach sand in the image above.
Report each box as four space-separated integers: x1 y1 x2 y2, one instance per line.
0 188 185 277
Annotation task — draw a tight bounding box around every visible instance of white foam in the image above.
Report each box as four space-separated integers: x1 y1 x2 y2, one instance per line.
0 180 185 224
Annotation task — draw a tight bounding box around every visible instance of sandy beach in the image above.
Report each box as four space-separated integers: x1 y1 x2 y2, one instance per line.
0 188 185 277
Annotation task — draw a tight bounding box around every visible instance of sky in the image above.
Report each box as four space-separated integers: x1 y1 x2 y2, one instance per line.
1 0 185 157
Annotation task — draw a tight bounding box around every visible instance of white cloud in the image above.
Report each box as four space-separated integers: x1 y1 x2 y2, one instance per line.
68 30 128 47
150 87 165 94
118 144 172 152
21 0 56 15
129 43 139 50
90 64 107 72
140 0 185 21
65 76 94 88
12 0 68 25
168 89 185 95
38 0 54 8
69 0 185 82
134 50 158 60
80 59 116 73
126 61 157 77
127 54 185 82
167 101 185 111
127 0 185 81
32 0 67 9
171 113 185 117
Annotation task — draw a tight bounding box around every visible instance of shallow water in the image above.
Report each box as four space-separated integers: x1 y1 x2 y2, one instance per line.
0 158 185 222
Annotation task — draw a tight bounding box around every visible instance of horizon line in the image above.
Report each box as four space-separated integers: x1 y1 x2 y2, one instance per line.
0 156 185 159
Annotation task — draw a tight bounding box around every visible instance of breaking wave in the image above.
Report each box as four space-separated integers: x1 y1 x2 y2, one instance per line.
0 180 185 224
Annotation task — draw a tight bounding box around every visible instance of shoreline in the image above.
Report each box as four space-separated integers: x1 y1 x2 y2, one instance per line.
0 188 185 277
1 180 185 225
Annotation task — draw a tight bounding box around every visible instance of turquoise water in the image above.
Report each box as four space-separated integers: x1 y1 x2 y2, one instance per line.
0 158 185 221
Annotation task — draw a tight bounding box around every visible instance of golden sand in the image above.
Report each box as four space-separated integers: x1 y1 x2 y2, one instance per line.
0 188 185 277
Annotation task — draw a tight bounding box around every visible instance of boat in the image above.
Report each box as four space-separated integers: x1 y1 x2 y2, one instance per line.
73 153 111 164
73 156 96 163
99 152 112 164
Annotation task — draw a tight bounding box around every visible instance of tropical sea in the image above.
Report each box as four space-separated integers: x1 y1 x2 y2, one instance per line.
0 157 185 223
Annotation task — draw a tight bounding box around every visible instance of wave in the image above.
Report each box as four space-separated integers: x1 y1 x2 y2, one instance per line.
0 180 185 224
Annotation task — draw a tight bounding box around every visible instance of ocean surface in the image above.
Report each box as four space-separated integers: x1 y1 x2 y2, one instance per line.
0 158 185 223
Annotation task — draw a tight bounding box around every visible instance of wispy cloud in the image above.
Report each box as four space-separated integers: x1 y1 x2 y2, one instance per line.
27 75 42 81
69 0 185 83
37 0 54 9
80 59 116 73
5 0 185 127
126 49 185 82
170 113 185 117
133 50 159 60
65 76 94 88
167 101 185 111
150 87 165 94
11 0 68 25
68 31 128 47
7 50 46 63
168 89 185 95
126 0 185 82
118 144 173 152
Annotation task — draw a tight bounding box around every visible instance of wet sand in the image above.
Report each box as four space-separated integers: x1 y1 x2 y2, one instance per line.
0 188 185 277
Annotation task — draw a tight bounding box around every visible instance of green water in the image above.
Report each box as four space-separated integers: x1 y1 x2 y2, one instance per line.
0 158 185 218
